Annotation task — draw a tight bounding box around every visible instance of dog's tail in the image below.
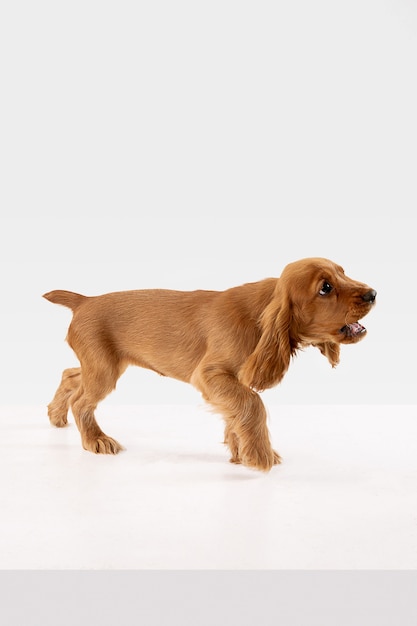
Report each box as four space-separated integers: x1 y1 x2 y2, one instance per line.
43 290 87 311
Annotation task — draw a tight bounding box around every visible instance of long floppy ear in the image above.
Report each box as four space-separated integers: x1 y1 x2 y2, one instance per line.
239 288 296 392
315 342 340 368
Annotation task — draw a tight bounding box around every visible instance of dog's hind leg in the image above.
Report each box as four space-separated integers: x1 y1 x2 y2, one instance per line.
69 357 126 455
48 367 81 427
192 366 281 472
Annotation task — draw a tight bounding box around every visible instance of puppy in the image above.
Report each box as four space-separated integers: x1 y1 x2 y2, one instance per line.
44 257 376 471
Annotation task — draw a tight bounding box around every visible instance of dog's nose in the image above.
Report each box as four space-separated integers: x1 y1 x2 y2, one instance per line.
362 289 377 303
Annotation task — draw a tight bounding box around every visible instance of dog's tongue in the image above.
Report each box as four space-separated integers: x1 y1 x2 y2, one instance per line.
343 322 366 337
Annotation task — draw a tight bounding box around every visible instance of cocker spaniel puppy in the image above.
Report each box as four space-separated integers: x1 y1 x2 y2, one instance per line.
44 257 376 472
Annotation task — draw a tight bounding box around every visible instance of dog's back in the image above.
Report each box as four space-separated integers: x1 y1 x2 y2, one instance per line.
43 283 274 382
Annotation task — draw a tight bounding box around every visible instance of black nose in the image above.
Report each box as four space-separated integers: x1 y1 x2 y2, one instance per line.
362 289 377 303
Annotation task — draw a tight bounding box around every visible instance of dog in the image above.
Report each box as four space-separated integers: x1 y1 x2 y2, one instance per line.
44 257 376 472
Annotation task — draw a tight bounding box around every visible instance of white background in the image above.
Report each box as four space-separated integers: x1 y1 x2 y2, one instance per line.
1 3 417 618
1 0 416 408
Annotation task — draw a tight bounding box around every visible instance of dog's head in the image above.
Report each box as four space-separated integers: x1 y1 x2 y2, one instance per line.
280 257 376 350
240 257 376 391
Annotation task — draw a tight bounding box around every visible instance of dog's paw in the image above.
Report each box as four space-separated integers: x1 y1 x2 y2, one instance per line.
83 435 124 455
48 405 68 428
273 450 282 465
240 446 278 472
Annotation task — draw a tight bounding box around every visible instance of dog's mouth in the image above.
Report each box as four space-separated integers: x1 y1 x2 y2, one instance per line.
340 322 367 339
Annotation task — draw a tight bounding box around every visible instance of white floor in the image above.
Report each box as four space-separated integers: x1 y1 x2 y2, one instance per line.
1 404 416 570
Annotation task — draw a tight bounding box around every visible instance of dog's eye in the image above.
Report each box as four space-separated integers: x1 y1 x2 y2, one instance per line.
319 281 333 296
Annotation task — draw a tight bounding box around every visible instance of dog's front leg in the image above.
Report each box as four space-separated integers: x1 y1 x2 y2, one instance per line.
192 366 281 472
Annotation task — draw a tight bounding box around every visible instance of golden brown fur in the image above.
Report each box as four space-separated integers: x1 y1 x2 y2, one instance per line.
44 257 376 472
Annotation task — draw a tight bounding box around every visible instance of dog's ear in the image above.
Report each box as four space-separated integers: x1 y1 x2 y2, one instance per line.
239 287 295 392
315 342 340 367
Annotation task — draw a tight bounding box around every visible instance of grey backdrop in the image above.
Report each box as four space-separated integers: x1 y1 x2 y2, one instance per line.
1 0 416 407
